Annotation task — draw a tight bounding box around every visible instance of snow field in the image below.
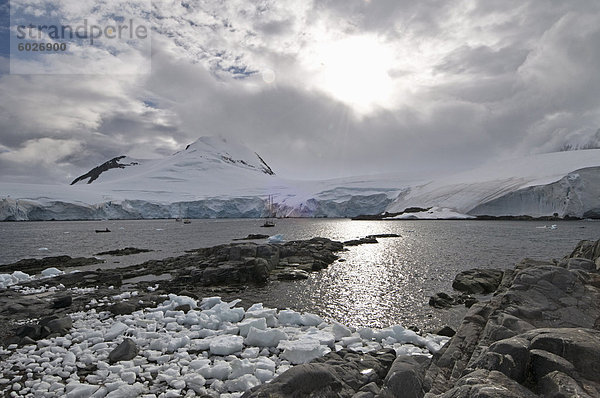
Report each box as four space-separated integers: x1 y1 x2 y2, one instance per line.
0 294 450 397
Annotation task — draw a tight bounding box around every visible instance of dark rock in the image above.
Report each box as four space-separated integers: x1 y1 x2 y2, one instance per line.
429 293 455 309
452 269 504 294
344 237 378 246
529 349 576 382
436 326 456 337
52 295 73 309
110 301 137 315
177 289 198 299
108 338 138 363
46 316 72 335
19 336 37 346
438 369 538 398
95 247 153 256
15 324 42 340
538 371 595 397
379 355 427 398
243 349 396 398
0 255 103 274
565 257 596 271
174 304 191 313
366 233 401 239
233 234 269 241
352 382 380 398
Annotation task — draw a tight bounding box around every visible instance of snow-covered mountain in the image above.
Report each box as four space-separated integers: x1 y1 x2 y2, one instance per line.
1 137 600 220
386 150 600 218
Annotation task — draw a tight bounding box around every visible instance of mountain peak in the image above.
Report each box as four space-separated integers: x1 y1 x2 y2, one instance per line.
70 135 275 185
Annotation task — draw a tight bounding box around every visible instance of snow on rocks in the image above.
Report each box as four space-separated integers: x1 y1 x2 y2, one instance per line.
0 294 450 396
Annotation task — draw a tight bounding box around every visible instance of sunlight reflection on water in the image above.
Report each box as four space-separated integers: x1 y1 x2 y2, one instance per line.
2 218 600 330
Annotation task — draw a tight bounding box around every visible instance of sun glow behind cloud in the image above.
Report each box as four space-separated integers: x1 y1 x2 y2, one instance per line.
304 35 396 114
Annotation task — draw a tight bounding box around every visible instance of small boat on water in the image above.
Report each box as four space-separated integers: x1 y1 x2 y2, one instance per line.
183 219 191 224
95 228 111 233
260 195 276 228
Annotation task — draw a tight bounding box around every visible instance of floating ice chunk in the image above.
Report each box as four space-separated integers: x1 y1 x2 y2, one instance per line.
332 322 352 340
189 359 211 370
200 296 223 310
183 374 206 393
303 329 335 348
246 327 287 347
254 357 276 372
41 268 64 277
0 271 32 288
167 336 190 353
105 382 145 398
278 310 303 325
66 384 100 398
238 317 267 337
266 234 284 244
241 347 260 359
357 327 375 341
209 335 244 356
255 368 274 383
105 322 129 341
244 304 278 327
210 361 233 380
278 339 331 364
225 374 260 393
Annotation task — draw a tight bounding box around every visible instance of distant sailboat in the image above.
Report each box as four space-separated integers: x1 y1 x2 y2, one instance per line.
261 195 276 228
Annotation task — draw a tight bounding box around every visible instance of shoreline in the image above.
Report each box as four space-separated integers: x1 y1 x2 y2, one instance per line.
1 237 599 396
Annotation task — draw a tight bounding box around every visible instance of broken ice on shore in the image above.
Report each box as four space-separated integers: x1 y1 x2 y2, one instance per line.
0 294 450 397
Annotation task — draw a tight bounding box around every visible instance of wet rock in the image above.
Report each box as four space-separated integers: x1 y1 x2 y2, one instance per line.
437 369 538 398
233 234 270 241
243 349 396 398
452 269 504 294
538 371 594 397
95 247 153 256
108 338 138 363
45 316 72 335
344 237 378 246
429 293 455 309
52 295 72 309
110 301 137 315
429 293 476 309
174 304 191 313
436 326 456 337
379 355 428 398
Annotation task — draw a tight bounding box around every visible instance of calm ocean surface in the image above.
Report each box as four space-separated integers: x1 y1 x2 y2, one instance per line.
1 219 599 330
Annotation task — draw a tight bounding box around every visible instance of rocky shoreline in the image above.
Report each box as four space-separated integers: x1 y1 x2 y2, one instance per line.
1 237 599 397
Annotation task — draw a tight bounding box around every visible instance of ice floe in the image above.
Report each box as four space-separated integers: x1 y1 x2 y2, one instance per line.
0 294 450 397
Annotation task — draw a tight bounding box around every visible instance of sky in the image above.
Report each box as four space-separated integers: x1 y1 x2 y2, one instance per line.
1 0 600 183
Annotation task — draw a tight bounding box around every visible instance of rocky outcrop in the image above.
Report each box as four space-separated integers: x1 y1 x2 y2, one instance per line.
0 255 103 274
452 269 504 295
422 239 600 397
242 348 397 398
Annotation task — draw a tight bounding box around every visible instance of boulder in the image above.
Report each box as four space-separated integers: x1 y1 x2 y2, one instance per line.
452 269 504 294
52 295 73 309
108 338 139 363
242 349 396 398
379 355 428 398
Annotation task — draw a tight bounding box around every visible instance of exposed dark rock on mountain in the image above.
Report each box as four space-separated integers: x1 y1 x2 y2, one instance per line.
70 156 139 185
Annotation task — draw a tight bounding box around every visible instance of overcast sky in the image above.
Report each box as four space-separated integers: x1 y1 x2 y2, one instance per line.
1 0 600 183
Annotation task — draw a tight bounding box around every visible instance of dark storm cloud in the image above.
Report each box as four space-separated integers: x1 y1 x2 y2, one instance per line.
1 0 600 183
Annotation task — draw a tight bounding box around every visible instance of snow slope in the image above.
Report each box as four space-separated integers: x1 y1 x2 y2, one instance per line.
1 137 599 220
386 150 600 217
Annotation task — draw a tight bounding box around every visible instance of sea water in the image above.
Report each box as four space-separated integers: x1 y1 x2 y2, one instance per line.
1 218 599 330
